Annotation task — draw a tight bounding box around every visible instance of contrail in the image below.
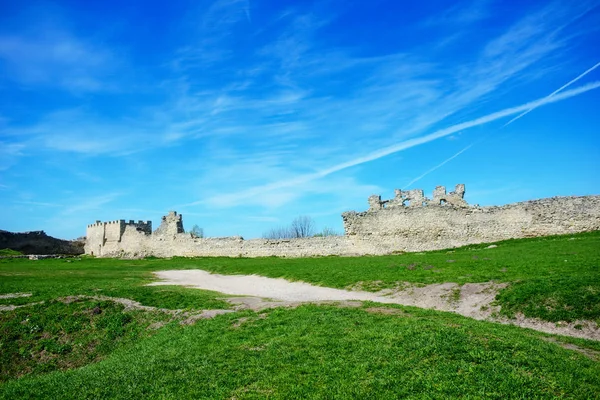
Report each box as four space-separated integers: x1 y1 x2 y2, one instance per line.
182 81 600 208
504 61 600 127
403 61 600 188
402 143 476 190
313 81 600 180
244 0 251 22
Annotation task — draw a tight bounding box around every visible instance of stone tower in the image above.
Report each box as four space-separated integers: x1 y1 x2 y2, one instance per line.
153 211 184 236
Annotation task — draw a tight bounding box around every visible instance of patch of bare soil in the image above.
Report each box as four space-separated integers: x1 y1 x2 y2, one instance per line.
0 295 233 326
231 313 268 328
152 269 600 341
180 310 235 325
58 295 234 324
58 295 185 313
224 296 364 312
0 292 32 299
374 282 508 319
0 301 44 311
541 337 600 361
364 307 408 316
494 314 600 342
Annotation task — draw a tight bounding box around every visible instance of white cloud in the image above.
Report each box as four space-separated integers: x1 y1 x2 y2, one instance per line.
4 108 170 156
0 29 117 92
195 81 600 208
0 142 25 171
14 201 62 208
2 0 597 222
159 1 599 214
59 192 122 216
423 0 491 27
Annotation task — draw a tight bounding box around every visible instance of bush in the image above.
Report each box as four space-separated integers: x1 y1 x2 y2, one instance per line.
313 227 340 237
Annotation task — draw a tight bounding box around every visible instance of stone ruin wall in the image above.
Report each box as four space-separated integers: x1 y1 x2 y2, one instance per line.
85 218 153 257
343 184 600 249
85 186 600 258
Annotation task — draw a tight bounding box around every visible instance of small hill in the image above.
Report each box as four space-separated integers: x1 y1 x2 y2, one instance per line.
0 230 84 255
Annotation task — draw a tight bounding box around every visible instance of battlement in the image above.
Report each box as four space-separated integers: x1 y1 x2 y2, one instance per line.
368 184 468 211
87 220 121 228
125 220 153 235
87 219 152 231
85 218 153 256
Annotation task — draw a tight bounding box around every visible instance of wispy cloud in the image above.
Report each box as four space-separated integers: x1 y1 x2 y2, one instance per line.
194 81 600 207
173 0 251 69
1 1 598 239
32 192 124 238
4 108 170 156
403 60 600 187
14 201 63 208
155 1 599 213
0 142 25 171
423 0 491 27
0 29 117 92
158 1 572 156
5 0 586 161
59 192 122 216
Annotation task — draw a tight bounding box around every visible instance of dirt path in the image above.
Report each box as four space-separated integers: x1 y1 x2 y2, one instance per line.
151 269 600 341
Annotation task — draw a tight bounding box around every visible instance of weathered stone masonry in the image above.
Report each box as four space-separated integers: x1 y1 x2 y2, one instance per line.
86 218 152 256
85 185 600 258
343 185 600 248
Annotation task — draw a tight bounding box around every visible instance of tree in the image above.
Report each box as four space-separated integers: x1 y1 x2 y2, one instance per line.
262 216 315 239
189 224 204 238
291 215 315 238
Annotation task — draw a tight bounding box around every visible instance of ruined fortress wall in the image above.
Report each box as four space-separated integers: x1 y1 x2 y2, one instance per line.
342 196 600 249
85 194 600 259
86 223 105 256
85 219 152 256
104 221 123 243
98 233 364 258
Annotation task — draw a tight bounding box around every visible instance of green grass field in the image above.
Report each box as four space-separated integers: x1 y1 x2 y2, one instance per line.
0 249 22 256
1 231 599 398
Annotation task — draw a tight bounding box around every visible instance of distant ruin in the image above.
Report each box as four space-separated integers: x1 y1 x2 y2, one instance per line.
368 184 468 210
85 185 600 258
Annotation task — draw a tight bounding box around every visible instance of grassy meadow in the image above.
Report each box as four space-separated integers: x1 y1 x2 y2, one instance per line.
0 231 599 398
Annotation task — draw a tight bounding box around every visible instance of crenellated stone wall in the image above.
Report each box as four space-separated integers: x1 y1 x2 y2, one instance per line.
84 186 600 258
85 219 152 256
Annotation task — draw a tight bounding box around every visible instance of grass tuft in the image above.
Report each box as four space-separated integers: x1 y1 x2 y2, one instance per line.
0 299 171 382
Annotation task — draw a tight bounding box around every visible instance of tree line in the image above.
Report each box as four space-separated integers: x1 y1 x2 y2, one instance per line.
187 216 340 239
262 216 339 239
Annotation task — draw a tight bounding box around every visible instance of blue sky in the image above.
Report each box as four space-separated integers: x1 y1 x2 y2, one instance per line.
1 0 599 239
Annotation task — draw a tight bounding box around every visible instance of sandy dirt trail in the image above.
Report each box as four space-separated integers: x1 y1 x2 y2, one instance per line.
153 270 396 303
151 269 600 341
